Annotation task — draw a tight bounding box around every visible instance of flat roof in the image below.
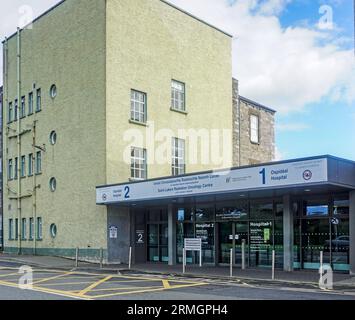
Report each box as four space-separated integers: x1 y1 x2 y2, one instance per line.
3 0 232 43
96 155 355 205
239 96 277 114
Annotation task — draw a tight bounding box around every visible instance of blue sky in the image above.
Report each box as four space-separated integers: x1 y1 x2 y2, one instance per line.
1 0 354 161
274 0 355 160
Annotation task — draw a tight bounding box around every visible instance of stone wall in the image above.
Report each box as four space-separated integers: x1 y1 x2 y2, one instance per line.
232 79 276 166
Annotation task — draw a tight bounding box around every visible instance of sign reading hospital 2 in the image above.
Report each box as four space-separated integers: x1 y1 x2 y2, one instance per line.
96 158 328 204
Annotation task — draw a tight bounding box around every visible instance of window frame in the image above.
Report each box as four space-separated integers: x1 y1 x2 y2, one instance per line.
14 157 18 180
130 147 147 180
29 218 34 240
28 153 33 176
8 159 13 180
20 96 26 119
9 219 13 240
21 218 27 240
172 137 186 176
130 89 147 124
171 80 186 112
20 155 26 178
8 101 13 123
28 92 34 115
14 99 18 121
250 114 260 144
36 88 41 112
35 151 42 174
36 217 43 240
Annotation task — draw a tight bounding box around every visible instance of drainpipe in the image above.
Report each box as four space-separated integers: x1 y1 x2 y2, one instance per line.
2 37 8 251
32 119 37 255
16 28 22 254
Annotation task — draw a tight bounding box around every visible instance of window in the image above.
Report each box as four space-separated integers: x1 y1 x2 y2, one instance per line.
20 155 26 177
20 96 26 118
29 218 34 240
9 219 13 240
50 224 57 238
35 151 42 174
28 154 33 176
131 147 147 180
130 90 146 123
14 157 18 180
8 102 13 123
50 85 57 99
49 131 57 145
172 137 185 176
21 218 27 240
36 88 41 112
28 92 33 115
171 80 185 111
37 217 42 240
14 99 18 121
250 114 259 144
15 219 19 240
49 177 57 192
8 159 13 180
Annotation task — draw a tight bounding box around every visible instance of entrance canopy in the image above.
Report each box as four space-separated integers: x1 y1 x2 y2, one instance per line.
96 155 355 207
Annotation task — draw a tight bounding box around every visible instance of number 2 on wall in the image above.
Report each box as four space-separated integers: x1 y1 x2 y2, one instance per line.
124 186 130 199
259 168 266 185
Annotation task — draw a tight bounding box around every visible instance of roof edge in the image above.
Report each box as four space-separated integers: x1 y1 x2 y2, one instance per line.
239 95 277 114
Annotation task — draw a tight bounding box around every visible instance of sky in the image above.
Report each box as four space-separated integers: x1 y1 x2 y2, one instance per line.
0 0 354 161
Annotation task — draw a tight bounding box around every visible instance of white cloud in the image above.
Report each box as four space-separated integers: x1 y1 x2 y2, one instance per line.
168 0 355 114
274 146 286 161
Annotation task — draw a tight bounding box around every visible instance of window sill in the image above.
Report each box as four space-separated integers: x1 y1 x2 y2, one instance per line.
129 119 148 127
129 178 146 182
35 172 42 176
250 141 260 146
170 108 188 115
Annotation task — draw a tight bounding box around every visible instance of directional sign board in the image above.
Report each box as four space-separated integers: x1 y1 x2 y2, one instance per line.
184 238 202 251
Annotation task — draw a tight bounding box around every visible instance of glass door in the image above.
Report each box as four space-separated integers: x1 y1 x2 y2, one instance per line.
218 222 233 264
148 223 168 263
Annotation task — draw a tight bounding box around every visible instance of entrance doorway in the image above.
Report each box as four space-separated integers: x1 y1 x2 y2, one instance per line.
147 223 168 263
218 222 248 266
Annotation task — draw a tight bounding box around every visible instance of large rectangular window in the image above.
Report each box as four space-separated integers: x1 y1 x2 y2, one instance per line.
8 102 13 123
20 155 26 177
21 218 27 240
20 96 26 118
172 137 185 176
130 90 146 123
36 217 42 240
8 159 13 180
9 219 13 240
28 154 33 176
29 218 34 240
28 92 33 115
131 147 147 180
15 219 19 240
14 157 18 180
36 88 41 112
14 99 18 121
171 80 185 111
35 151 42 174
250 114 259 144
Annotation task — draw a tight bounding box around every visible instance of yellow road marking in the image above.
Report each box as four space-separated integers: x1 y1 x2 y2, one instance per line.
32 271 75 285
78 276 112 296
0 273 20 278
0 279 91 300
40 278 156 287
91 282 208 299
70 286 162 294
162 280 171 289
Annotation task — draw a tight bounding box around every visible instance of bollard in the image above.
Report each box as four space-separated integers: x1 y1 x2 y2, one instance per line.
272 250 275 280
75 247 79 268
183 248 186 274
199 249 202 268
128 247 132 270
242 240 246 270
100 247 103 269
320 251 323 275
230 248 233 277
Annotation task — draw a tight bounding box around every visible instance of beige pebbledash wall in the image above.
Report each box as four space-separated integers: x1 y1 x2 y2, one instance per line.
105 0 233 184
3 0 107 257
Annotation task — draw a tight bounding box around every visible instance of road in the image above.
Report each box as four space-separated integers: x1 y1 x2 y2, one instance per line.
0 261 354 300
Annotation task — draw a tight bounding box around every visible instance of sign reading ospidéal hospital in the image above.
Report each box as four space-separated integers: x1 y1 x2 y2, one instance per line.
96 158 328 204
